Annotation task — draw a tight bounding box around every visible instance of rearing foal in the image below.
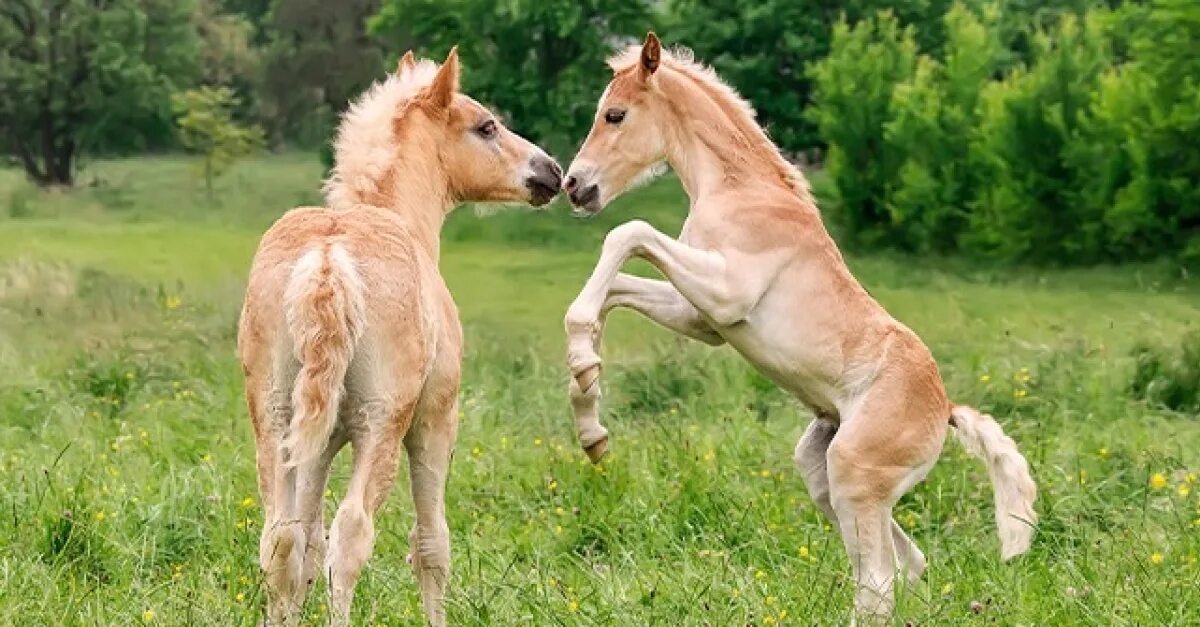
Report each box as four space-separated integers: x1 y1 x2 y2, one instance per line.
562 33 1036 620
238 49 561 626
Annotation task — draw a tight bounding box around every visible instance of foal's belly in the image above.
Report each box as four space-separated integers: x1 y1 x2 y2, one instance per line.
717 320 844 416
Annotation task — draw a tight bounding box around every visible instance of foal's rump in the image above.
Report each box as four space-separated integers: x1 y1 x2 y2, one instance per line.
282 240 367 466
244 206 433 467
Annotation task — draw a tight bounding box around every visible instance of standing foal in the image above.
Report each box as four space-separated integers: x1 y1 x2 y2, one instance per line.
238 49 561 626
562 33 1037 621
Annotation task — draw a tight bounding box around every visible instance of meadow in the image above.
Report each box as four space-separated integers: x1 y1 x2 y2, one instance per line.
1 154 1199 626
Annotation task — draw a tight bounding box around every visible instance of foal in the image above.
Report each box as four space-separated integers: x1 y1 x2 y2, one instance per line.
562 33 1036 620
238 49 561 626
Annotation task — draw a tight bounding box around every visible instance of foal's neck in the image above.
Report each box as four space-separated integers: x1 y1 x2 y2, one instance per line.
385 161 457 261
660 72 806 211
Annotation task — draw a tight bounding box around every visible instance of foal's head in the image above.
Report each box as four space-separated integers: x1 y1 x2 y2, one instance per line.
563 33 671 214
564 32 809 214
326 48 561 211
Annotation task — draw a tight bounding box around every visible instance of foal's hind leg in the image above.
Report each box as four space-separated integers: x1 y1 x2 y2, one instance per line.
294 432 346 589
326 399 410 627
254 387 307 627
404 397 459 627
794 418 926 584
825 397 944 621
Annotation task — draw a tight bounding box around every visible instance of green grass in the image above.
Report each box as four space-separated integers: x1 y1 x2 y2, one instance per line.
2 155 1199 625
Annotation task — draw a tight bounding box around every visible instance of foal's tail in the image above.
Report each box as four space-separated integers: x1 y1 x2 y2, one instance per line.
282 243 366 467
950 405 1038 560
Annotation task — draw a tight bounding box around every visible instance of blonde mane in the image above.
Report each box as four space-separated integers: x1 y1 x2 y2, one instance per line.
607 46 813 204
323 60 441 210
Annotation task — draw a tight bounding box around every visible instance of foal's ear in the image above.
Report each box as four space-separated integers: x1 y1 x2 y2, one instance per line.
396 50 416 75
640 32 662 79
424 45 460 110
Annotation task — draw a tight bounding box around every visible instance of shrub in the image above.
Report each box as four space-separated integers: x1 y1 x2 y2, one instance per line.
806 11 919 248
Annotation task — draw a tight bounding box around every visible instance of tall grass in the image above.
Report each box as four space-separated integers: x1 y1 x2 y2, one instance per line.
0 155 1198 625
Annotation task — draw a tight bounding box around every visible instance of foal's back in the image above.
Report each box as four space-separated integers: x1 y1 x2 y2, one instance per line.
239 205 453 443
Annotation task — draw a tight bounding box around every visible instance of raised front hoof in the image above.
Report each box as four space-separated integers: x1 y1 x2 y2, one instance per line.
583 435 609 464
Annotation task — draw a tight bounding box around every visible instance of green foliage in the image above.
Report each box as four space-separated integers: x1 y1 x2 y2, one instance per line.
0 0 201 185
966 12 1111 261
172 87 265 194
806 12 919 248
370 0 655 156
259 0 386 149
809 0 1200 264
883 4 1009 252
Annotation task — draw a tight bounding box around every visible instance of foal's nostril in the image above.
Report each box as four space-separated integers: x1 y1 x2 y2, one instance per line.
563 175 578 193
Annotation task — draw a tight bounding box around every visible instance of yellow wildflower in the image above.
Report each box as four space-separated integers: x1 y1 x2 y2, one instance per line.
236 593 245 602
754 570 767 580
798 546 809 558
165 296 181 310
1150 552 1164 565
1097 447 1108 458
240 496 256 508
533 438 543 447
1179 484 1191 498
941 582 953 595
568 600 579 613
142 609 155 621
201 453 212 463
93 510 107 522
760 469 771 478
1150 473 1168 490
979 374 990 383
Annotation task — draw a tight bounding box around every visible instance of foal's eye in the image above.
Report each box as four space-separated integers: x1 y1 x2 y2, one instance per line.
604 108 626 125
475 119 498 139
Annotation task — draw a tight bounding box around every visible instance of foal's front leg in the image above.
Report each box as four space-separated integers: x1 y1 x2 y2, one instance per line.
566 220 759 460
567 272 726 461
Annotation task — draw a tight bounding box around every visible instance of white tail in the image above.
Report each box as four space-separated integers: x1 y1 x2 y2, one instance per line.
282 243 366 467
950 405 1038 560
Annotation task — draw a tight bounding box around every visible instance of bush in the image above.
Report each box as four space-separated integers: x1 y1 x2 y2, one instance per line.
807 0 1200 264
965 12 1110 261
806 11 919 248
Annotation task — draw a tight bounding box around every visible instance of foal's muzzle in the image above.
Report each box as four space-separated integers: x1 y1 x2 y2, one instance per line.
525 157 563 207
563 174 601 216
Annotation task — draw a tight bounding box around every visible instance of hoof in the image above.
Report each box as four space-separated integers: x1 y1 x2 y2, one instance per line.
583 435 609 464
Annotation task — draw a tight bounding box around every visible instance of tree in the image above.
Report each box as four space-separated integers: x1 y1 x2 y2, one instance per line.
172 86 264 195
0 0 201 185
259 0 386 151
370 0 655 156
806 12 919 247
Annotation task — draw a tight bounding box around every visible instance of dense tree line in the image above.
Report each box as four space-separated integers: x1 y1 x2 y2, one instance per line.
809 0 1200 263
2 0 1195 264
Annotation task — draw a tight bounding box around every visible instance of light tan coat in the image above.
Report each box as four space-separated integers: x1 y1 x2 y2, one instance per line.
238 49 560 627
562 33 1037 622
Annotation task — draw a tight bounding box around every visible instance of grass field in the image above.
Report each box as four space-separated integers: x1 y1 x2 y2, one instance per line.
2 155 1199 626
